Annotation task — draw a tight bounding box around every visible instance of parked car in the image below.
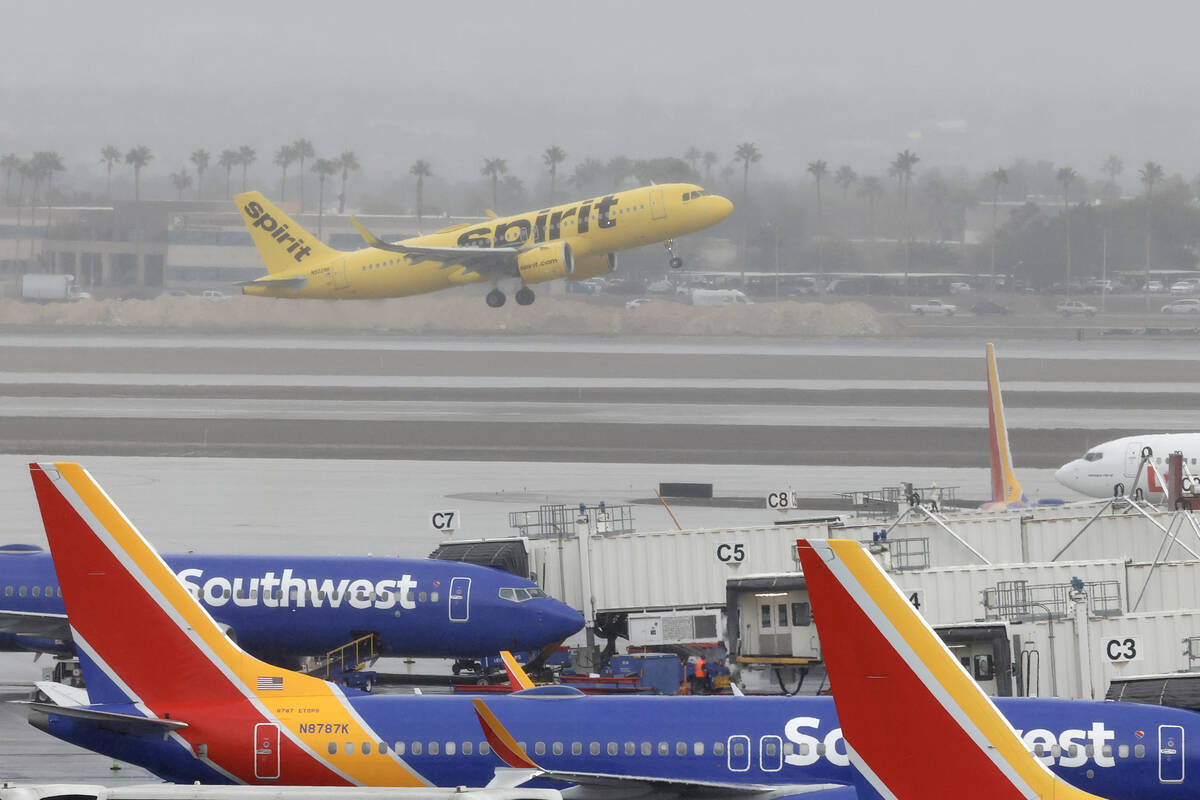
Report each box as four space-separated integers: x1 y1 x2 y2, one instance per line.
970 301 1012 315
625 298 654 309
202 290 230 302
909 299 956 315
1085 279 1115 293
949 282 971 294
1056 300 1097 317
1170 280 1200 295
1161 299 1200 314
1145 280 1165 293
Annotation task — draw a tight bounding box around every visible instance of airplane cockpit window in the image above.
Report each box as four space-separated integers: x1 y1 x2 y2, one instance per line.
1084 451 1103 462
499 586 548 602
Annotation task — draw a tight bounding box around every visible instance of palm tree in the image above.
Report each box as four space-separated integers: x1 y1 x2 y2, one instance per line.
189 149 210 199
542 146 566 201
684 146 702 172
1 153 19 206
291 138 315 212
1102 154 1124 190
988 167 1008 292
1140 161 1165 289
1056 166 1077 295
32 151 64 226
312 157 338 238
734 142 761 201
808 160 830 285
125 145 153 202
890 149 920 293
218 149 239 197
480 157 507 211
169 168 193 200
410 159 432 231
702 151 718 184
337 150 360 214
15 160 31 225
858 175 883 236
569 158 604 193
274 143 298 201
834 165 857 200
99 145 121 202
237 145 256 193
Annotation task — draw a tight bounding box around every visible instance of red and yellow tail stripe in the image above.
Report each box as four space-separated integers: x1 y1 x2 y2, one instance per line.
796 538 1107 800
31 462 427 787
985 343 1025 508
472 699 539 770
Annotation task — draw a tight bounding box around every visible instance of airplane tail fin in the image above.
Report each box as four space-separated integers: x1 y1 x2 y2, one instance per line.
234 191 337 274
985 342 1026 509
795 538 1106 800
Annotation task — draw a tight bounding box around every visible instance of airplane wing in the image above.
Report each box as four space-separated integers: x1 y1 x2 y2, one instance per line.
349 217 520 278
471 698 851 798
0 609 70 638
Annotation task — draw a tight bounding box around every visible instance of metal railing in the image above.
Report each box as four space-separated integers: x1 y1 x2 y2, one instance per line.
982 580 1123 621
508 503 636 539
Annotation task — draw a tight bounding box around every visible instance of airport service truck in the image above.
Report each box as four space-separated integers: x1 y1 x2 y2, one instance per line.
22 274 88 301
689 288 752 307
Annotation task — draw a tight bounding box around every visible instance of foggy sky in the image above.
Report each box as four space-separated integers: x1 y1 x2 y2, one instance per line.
4 0 1200 184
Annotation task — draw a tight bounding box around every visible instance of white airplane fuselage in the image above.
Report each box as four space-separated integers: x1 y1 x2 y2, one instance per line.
1055 432 1200 498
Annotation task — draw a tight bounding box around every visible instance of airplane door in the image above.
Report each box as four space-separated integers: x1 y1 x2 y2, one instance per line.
727 735 750 772
449 577 470 622
1160 724 1184 783
1126 442 1145 478
333 258 350 291
254 722 280 780
649 188 667 220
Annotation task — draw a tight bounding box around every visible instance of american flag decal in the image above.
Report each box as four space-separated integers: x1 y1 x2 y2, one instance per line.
257 676 283 690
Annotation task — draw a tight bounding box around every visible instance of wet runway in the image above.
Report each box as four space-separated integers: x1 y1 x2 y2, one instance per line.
1 333 1197 468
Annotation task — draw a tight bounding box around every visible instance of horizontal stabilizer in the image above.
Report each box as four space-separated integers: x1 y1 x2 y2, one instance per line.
28 702 188 733
32 680 89 707
0 610 69 638
234 275 308 289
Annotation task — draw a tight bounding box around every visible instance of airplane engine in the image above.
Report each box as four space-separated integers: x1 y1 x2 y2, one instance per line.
571 252 617 280
516 242 574 285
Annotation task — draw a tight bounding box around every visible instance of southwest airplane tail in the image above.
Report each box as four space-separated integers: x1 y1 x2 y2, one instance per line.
984 342 1029 510
30 462 426 785
796 538 1107 800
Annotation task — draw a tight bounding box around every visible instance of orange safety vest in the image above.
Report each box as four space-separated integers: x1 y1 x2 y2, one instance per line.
695 657 707 678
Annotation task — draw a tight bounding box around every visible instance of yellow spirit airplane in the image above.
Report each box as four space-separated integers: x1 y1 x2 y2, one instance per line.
234 185 733 307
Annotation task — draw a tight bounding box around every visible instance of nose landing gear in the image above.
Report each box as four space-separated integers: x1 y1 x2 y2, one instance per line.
486 289 507 308
515 286 535 306
665 240 683 269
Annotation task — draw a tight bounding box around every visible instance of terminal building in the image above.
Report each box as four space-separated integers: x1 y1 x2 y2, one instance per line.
436 496 1200 702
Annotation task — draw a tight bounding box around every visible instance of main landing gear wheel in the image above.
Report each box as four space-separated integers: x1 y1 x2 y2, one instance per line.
486 289 506 308
670 257 683 269
515 286 535 305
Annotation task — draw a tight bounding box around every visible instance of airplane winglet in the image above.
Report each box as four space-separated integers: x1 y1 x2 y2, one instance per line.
349 216 402 251
471 698 541 770
500 650 536 691
484 209 498 220
984 343 1027 509
795 538 1106 800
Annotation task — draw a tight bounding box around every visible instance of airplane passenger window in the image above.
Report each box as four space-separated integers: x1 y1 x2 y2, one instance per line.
732 741 745 756
607 742 618 756
1134 744 1145 758
1101 745 1112 758
589 742 600 755
1117 744 1128 758
1034 744 1045 756
328 742 337 755
1085 745 1093 757
56 587 62 597
764 741 778 757
361 742 372 755
429 742 439 755
624 742 635 755
641 742 651 755
571 742 582 755
344 742 354 755
480 742 491 755
816 744 826 755
445 742 456 755
535 742 546 755
395 742 405 755
798 743 810 755
418 591 427 602
32 587 40 597
658 742 669 756
1050 746 1061 757
18 586 26 597
378 742 388 754
552 742 563 755
431 592 439 602
3 587 10 597
784 742 794 755
693 743 704 755
462 742 472 755
676 742 687 756
411 742 423 755
713 742 725 756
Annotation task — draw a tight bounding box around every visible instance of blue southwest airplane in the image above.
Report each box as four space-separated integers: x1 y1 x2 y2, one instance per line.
0 477 582 665
25 462 1200 798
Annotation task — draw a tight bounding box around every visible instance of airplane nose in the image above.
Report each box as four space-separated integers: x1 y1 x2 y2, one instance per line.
1054 462 1076 490
711 195 734 221
545 603 585 642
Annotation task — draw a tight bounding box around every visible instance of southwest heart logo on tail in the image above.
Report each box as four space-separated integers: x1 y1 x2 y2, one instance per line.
795 538 1110 800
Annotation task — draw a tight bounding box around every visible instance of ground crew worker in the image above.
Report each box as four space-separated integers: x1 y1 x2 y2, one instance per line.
693 654 709 694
